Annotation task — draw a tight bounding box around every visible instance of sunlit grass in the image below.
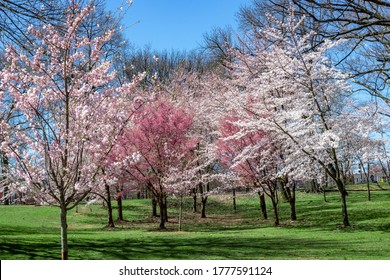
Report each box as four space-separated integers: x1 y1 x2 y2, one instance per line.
0 183 389 260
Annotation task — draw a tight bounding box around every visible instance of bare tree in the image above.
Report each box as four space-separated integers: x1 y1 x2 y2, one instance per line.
0 0 66 48
201 26 235 71
122 46 207 86
291 0 390 108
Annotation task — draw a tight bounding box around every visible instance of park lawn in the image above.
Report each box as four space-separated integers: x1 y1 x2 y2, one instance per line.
0 184 389 260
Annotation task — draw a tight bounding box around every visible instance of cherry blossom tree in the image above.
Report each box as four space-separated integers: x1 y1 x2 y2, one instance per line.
109 96 197 229
181 70 232 217
0 3 139 259
147 67 221 219
216 115 283 225
223 10 380 227
0 80 17 205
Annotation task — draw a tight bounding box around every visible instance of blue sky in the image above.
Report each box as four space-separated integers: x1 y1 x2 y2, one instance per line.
107 0 252 51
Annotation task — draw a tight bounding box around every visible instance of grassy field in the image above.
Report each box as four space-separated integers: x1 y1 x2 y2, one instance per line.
1 184 390 260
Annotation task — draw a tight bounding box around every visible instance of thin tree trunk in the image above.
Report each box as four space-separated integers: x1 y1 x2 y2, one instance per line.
323 188 328 203
289 196 296 221
199 182 209 218
328 162 351 227
105 184 115 228
179 195 183 231
285 183 297 221
270 196 279 226
60 204 68 260
117 194 124 221
201 195 208 218
159 195 166 230
341 190 350 227
192 187 197 212
258 191 267 220
232 188 237 211
359 159 371 201
152 198 158 217
367 162 371 201
337 179 350 227
3 187 10 205
164 196 168 222
279 184 288 201
2 155 10 205
323 170 328 202
310 179 319 193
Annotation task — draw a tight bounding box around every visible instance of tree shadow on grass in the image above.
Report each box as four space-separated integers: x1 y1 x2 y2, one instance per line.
0 225 58 236
0 236 60 260
0 234 345 260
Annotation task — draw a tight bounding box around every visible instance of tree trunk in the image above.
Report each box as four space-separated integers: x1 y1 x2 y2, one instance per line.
201 195 208 218
279 184 288 201
310 179 319 193
117 194 124 221
289 196 296 221
192 187 197 212
341 190 350 227
323 170 328 203
323 189 328 202
179 195 183 231
270 196 279 226
284 183 297 221
3 187 10 205
158 195 167 230
199 182 209 218
2 155 10 205
232 188 237 211
258 191 267 220
60 204 68 260
367 181 371 201
164 196 168 222
336 179 350 227
367 162 371 201
152 198 158 217
105 184 115 228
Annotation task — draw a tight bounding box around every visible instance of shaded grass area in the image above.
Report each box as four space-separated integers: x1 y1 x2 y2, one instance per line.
0 184 390 260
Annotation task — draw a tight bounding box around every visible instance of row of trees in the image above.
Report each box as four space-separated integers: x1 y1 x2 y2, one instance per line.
0 0 389 259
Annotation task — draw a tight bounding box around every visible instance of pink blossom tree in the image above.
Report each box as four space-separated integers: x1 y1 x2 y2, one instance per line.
0 3 139 259
216 115 283 225
110 96 197 229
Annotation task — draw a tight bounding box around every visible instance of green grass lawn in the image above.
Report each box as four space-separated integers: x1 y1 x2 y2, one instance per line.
1 183 390 260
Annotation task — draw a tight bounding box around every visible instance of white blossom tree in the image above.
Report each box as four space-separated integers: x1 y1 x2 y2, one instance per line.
223 11 379 227
0 3 139 259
